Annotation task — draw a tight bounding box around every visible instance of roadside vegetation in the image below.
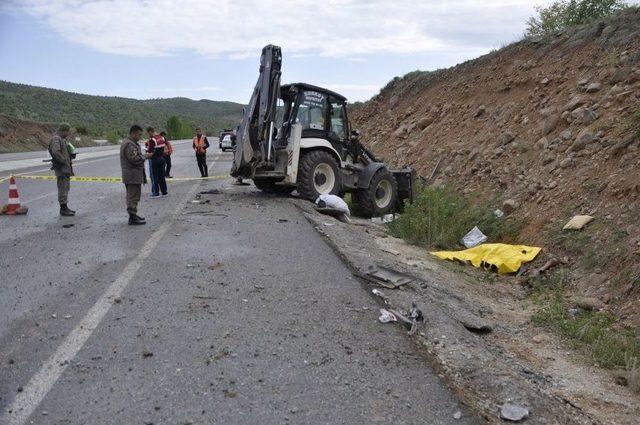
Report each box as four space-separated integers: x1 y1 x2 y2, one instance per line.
526 0 628 36
530 271 640 392
388 185 522 249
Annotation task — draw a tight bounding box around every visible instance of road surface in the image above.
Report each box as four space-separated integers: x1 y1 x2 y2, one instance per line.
0 141 477 424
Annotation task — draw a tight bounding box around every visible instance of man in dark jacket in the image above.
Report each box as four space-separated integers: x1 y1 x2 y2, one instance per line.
48 123 75 216
120 125 150 225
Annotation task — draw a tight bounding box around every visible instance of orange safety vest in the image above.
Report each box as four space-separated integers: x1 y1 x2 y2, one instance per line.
193 136 206 154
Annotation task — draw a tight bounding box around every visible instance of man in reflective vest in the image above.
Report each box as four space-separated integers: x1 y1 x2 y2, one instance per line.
146 126 168 197
193 127 210 177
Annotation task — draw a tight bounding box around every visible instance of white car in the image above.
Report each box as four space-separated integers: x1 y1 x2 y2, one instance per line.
220 134 234 151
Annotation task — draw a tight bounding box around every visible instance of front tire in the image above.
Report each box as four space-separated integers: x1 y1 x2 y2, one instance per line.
354 168 398 217
297 150 341 201
253 178 294 195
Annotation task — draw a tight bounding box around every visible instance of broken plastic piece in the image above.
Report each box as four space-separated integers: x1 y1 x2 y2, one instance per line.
462 226 487 248
378 309 397 323
500 403 529 422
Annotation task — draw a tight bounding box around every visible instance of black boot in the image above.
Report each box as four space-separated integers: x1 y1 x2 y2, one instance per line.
128 214 146 225
60 204 75 216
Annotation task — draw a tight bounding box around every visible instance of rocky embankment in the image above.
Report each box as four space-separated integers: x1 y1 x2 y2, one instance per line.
352 8 640 327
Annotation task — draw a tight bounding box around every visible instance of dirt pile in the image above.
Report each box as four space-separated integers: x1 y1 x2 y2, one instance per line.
353 9 640 326
0 114 96 153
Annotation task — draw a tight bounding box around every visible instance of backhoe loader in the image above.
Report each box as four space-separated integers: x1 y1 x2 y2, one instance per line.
231 44 414 216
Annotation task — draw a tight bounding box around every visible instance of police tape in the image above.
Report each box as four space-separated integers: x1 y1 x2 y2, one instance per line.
1 174 230 183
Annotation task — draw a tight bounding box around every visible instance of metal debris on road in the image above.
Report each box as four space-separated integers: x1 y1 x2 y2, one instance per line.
62 224 74 228
363 265 416 289
500 403 529 422
141 349 154 358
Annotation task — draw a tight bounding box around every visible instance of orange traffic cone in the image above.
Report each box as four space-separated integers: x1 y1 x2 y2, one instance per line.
5 176 27 215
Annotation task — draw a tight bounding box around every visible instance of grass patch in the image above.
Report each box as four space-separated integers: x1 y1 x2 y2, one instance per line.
531 271 640 372
388 185 523 249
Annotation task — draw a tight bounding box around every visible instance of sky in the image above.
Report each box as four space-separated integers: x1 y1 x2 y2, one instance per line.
0 0 561 104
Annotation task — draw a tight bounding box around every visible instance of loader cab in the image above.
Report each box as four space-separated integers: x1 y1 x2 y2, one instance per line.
278 83 352 160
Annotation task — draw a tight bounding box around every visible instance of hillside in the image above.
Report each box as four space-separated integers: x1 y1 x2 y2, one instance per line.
352 8 640 327
0 80 244 136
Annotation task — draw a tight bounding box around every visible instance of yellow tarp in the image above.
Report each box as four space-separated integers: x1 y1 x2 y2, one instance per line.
431 243 542 274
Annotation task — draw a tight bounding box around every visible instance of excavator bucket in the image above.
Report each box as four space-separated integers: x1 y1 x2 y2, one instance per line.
231 45 282 178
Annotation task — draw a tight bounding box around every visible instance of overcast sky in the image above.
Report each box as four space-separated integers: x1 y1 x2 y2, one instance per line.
0 0 562 103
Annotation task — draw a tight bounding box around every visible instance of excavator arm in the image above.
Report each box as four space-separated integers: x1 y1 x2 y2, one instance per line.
231 44 282 178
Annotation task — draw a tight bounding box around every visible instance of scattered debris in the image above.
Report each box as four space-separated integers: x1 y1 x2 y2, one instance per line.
62 224 74 228
529 257 560 277
113 297 122 304
208 262 223 270
186 264 196 268
571 296 604 311
278 218 288 223
362 265 416 289
141 349 154 358
378 308 397 323
315 194 350 223
494 209 504 218
191 199 211 204
370 214 396 224
380 247 400 256
462 226 487 248
500 403 529 422
563 215 594 230
198 189 221 195
453 411 462 420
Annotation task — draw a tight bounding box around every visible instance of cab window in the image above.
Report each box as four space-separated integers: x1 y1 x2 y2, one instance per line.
296 90 327 131
329 99 348 140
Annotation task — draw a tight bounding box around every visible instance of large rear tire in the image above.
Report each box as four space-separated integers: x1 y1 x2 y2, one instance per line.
297 150 342 201
354 168 398 217
253 178 294 195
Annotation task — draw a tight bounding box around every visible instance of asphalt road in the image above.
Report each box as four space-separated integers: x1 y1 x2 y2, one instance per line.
0 141 477 424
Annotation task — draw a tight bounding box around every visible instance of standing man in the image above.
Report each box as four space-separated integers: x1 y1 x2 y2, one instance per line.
146 126 168 197
48 123 75 216
161 131 173 178
120 125 149 225
193 127 210 178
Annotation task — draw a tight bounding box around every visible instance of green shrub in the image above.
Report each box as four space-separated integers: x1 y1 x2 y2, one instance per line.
105 129 121 144
388 185 522 250
526 0 627 37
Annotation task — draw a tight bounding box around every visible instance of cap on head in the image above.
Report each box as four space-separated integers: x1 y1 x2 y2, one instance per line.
58 123 71 132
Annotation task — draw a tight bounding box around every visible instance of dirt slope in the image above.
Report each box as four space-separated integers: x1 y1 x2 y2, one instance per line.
0 114 96 153
352 9 640 326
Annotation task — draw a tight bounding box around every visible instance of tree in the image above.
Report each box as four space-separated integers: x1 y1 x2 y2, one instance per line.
166 115 194 139
526 0 627 36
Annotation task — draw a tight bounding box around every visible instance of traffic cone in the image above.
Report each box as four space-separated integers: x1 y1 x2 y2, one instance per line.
6 176 22 215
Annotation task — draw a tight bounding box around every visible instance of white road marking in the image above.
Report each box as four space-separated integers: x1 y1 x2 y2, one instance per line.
2 156 222 425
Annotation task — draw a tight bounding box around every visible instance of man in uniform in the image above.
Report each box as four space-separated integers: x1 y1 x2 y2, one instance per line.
146 126 168 197
48 123 75 216
120 125 150 225
193 127 210 177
